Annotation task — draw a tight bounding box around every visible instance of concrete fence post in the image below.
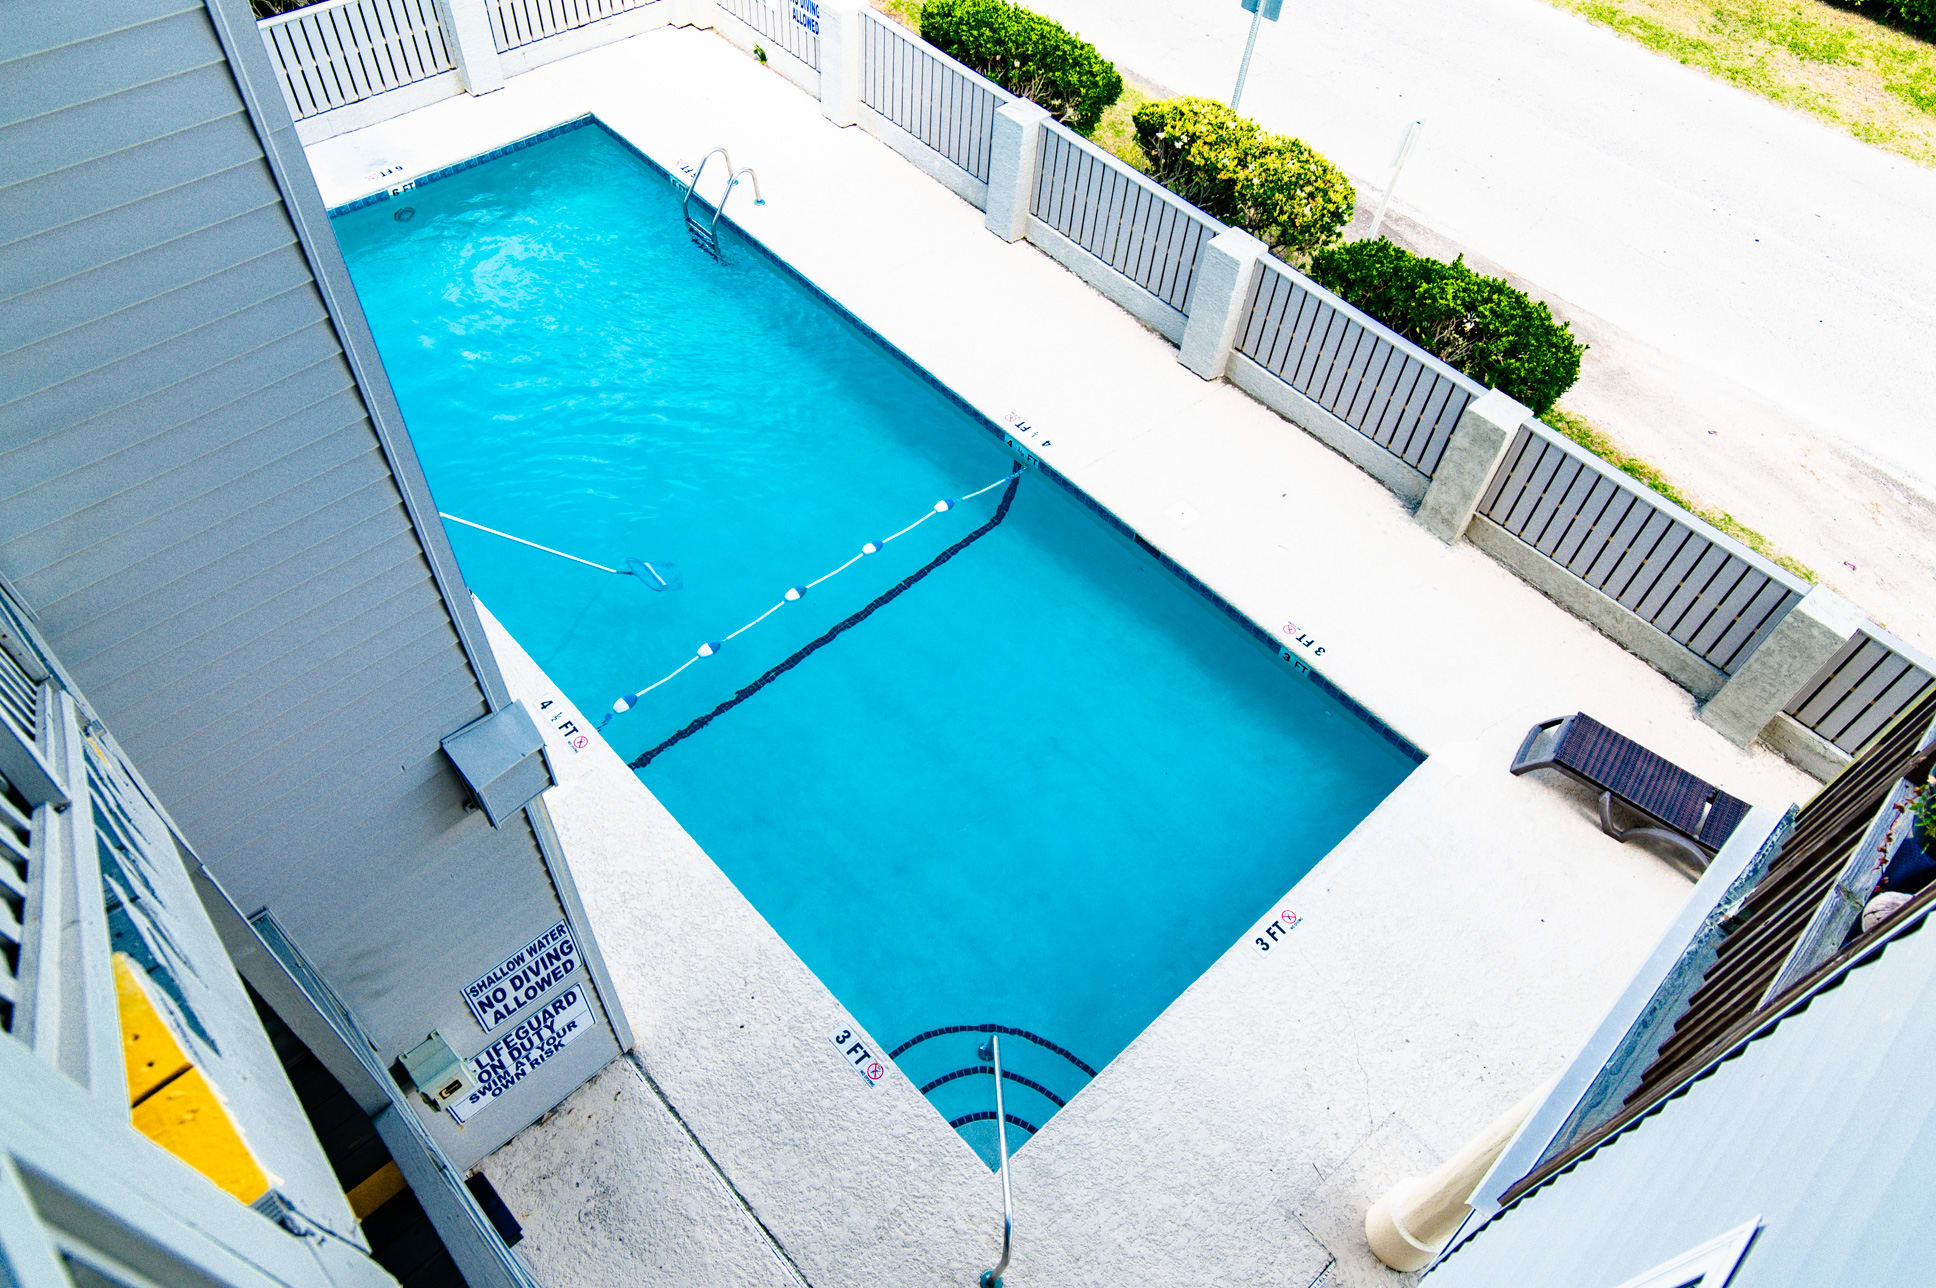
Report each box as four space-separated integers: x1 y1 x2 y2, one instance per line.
1415 389 1529 543
817 0 863 125
1700 586 1867 749
985 100 1049 242
1178 228 1266 381
431 0 504 94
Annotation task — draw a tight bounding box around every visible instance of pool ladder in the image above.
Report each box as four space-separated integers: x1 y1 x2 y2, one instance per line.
678 147 763 262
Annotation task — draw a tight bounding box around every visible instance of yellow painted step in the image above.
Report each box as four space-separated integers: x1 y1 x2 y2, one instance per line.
347 1161 407 1219
114 953 272 1205
113 953 191 1102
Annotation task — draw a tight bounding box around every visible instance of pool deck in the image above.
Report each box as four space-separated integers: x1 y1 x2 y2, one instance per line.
306 26 1819 1287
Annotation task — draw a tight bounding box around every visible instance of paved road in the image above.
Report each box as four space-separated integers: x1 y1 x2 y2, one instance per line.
1027 0 1936 494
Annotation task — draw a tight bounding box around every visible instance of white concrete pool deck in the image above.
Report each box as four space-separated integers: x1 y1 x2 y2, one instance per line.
306 26 1819 1286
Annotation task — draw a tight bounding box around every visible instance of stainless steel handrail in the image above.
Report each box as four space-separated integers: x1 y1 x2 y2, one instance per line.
978 1032 1013 1288
680 146 732 223
712 166 765 231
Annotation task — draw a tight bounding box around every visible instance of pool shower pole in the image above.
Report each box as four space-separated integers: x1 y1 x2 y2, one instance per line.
1230 0 1282 113
979 1032 1013 1288
1230 1 1265 112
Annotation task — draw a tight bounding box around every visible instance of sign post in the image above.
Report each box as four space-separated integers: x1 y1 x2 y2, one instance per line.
1368 120 1425 241
1231 0 1283 113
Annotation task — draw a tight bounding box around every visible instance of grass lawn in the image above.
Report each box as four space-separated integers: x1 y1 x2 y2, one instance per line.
1091 81 1155 171
1544 0 1936 165
872 0 925 28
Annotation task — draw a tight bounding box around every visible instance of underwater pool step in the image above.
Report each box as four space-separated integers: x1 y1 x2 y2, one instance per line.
919 1064 1067 1109
891 1024 1096 1077
686 221 720 261
675 145 762 264
896 1024 1092 1157
950 1109 1040 1137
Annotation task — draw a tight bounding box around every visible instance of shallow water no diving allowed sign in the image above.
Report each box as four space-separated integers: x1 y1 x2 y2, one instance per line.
463 920 582 1032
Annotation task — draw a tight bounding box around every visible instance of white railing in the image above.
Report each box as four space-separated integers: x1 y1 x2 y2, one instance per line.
716 0 821 69
1030 120 1221 317
859 11 1009 184
488 0 657 53
260 0 454 121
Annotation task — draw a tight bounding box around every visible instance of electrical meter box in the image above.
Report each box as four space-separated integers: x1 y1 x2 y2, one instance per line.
400 1032 474 1110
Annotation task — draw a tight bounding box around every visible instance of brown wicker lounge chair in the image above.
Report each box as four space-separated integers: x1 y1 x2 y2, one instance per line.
1510 713 1751 872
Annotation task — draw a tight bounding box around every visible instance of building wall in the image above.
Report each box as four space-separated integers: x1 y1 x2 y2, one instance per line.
1428 913 1936 1287
0 0 621 1167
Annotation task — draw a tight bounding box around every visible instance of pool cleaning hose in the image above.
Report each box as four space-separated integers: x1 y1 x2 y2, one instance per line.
438 513 681 590
605 466 1026 762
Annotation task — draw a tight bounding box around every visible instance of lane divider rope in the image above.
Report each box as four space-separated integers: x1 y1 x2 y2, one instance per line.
604 466 1024 723
617 468 1026 768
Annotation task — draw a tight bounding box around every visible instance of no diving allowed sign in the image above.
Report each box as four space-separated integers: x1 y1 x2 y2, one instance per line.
464 920 581 1032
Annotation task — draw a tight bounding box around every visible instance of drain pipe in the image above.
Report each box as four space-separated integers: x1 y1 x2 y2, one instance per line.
1364 1089 1541 1271
978 1033 1013 1288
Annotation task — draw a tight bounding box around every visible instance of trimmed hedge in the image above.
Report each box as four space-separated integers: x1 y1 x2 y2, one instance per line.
1131 97 1353 259
921 0 1122 133
1308 240 1585 416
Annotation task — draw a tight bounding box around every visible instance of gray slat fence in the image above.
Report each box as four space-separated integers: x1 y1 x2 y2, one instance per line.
1783 628 1936 754
259 0 454 121
1236 258 1484 478
1030 121 1222 314
1476 421 1806 676
716 0 821 69
859 11 1009 183
488 0 658 51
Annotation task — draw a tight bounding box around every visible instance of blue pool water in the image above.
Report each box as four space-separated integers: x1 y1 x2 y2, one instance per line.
333 120 1417 1159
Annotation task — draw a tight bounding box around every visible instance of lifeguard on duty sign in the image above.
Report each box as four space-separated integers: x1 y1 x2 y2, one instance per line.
448 986 595 1124
463 920 581 1032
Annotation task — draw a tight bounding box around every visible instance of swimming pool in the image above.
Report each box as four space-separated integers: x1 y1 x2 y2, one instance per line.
333 119 1419 1161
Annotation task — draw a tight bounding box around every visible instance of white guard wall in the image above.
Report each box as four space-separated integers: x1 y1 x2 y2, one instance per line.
1428 909 1936 1288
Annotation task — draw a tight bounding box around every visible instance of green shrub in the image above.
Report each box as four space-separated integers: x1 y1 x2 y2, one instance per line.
1131 97 1353 259
1308 239 1585 416
921 0 1122 133
1845 0 1936 41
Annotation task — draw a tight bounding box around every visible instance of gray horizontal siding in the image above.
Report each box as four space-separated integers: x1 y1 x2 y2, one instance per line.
0 6 224 125
2 0 623 1168
0 163 285 300
0 0 506 1014
0 325 346 497
0 204 297 352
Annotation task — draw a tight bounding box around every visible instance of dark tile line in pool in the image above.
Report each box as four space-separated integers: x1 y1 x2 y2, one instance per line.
889 1023 1098 1077
326 115 598 216
329 115 1422 764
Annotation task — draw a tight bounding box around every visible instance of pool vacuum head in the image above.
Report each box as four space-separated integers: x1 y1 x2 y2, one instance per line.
624 557 682 591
